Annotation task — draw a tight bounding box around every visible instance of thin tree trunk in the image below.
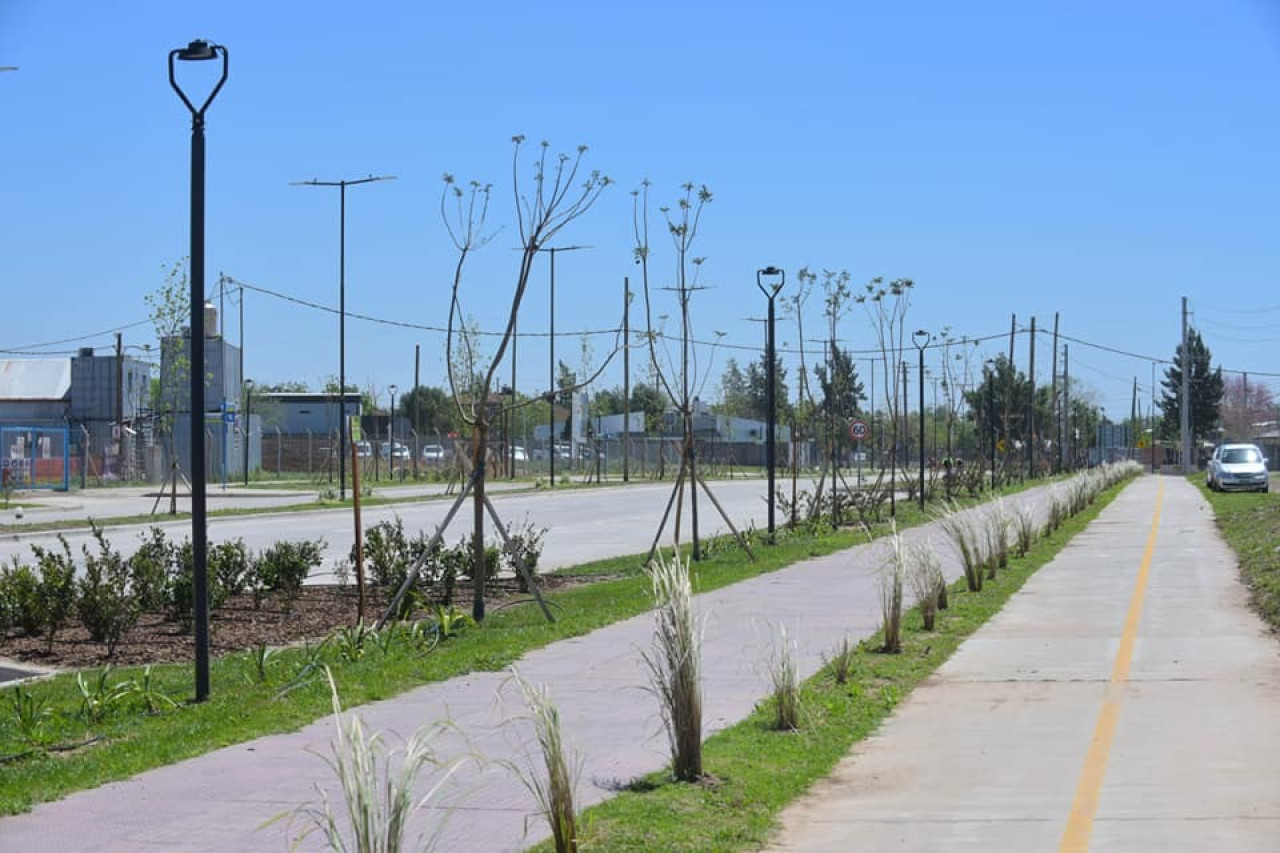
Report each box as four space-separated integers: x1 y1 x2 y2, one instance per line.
472 419 488 622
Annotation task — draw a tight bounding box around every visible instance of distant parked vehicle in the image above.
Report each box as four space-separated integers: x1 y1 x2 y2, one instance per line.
421 444 449 464
355 440 373 459
512 445 528 462
1207 443 1269 492
380 441 412 461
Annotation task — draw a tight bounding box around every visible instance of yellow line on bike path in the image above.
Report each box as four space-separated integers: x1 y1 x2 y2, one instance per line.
1059 478 1164 853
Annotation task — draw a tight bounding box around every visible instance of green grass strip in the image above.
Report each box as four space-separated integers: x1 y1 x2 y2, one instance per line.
1193 474 1280 630
530 474 1138 852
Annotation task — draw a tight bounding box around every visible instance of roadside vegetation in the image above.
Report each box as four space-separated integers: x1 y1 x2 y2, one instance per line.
1195 474 1280 630
0 466 1134 822
531 462 1139 852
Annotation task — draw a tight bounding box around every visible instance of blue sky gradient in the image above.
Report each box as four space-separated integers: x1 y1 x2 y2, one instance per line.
2 1 1278 420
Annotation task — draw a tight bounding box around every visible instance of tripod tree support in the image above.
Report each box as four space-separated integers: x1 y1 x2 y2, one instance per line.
378 466 554 629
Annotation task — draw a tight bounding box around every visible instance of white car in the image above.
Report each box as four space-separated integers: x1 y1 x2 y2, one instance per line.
1207 443 1269 493
421 444 449 464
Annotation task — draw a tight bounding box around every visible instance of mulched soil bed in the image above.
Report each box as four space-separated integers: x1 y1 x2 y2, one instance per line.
0 576 585 670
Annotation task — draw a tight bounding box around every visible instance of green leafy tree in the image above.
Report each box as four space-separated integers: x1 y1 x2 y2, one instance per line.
398 385 463 437
257 380 310 393
715 358 750 417
965 356 1055 451
1157 327 1224 443
630 382 669 433
812 342 864 419
744 354 793 424
591 385 625 417
812 342 864 454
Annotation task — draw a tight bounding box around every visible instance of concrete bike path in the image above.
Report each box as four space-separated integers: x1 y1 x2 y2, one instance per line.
0 481 1059 853
764 475 1280 852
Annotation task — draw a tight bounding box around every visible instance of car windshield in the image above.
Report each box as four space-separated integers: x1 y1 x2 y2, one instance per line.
1222 448 1261 464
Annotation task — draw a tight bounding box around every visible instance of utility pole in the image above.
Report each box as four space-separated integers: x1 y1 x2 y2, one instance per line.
1027 316 1036 478
1062 344 1071 470
901 360 910 469
238 282 244 404
413 344 421 480
1151 360 1158 473
1050 313 1059 472
1243 372 1249 439
1131 376 1138 458
1005 314 1016 444
115 332 125 474
510 319 517 479
1180 296 1192 472
623 276 631 483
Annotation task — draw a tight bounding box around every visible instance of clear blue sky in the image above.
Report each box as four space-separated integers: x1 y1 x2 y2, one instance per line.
2 1 1278 422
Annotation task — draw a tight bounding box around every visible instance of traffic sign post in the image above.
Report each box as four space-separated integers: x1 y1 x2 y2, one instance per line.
849 419 869 486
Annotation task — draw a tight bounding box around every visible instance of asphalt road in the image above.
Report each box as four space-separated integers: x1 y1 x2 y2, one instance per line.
0 478 771 579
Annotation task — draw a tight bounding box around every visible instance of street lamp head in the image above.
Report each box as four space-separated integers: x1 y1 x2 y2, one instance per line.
756 266 785 298
176 40 219 61
244 378 253 390
169 39 228 118
912 329 932 350
389 384 398 397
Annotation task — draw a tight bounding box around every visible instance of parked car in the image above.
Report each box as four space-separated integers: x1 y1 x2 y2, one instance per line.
354 440 373 459
421 443 449 464
532 444 571 461
379 441 412 461
1207 443 1269 492
512 445 528 462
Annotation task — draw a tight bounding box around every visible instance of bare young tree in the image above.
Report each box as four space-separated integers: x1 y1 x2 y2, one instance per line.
787 269 818 442
633 181 752 561
439 137 612 621
147 259 190 434
856 277 916 516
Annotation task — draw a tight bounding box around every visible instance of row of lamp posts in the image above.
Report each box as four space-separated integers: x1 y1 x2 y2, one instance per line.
167 36 998 701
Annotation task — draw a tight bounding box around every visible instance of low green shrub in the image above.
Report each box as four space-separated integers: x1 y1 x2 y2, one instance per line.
0 560 43 637
255 539 325 602
128 526 171 612
77 525 138 657
210 539 253 598
29 536 79 653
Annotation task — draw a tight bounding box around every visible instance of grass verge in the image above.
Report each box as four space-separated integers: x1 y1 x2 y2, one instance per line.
1193 473 1280 630
528 474 1137 852
0 475 1082 816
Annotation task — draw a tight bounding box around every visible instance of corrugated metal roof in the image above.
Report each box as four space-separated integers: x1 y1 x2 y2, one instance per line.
0 359 72 400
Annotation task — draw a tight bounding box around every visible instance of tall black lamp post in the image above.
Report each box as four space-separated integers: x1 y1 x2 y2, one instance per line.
985 359 997 491
169 38 228 702
242 378 253 487
912 330 931 511
292 174 395 499
756 266 784 540
388 384 398 475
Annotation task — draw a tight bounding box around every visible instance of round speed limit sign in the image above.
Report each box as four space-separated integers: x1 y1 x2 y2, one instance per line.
849 419 869 441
